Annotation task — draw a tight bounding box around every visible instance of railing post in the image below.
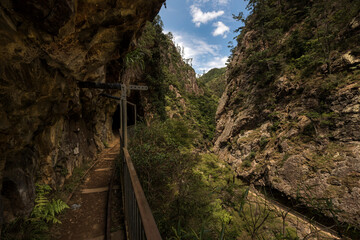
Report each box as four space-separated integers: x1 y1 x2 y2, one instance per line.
121 84 128 149
119 100 123 158
122 149 162 240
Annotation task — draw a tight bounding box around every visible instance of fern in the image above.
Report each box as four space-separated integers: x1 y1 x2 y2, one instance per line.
1 184 68 239
29 184 69 224
1 218 49 240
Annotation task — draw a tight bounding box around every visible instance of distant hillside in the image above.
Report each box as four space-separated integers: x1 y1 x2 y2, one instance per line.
198 68 227 98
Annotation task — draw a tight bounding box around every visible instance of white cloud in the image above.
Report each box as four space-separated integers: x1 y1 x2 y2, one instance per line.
172 33 220 59
190 0 229 6
188 0 210 6
164 30 227 74
216 0 229 5
212 21 230 38
199 56 228 73
190 5 224 27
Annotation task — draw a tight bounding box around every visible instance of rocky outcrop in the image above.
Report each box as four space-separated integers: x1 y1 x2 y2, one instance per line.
215 79 360 227
0 0 164 223
214 0 360 230
183 68 203 96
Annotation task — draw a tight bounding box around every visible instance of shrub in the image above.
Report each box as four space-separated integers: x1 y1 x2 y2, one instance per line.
259 137 269 150
242 160 252 168
248 151 256 160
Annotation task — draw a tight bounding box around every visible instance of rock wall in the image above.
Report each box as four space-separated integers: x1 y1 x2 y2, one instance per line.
214 1 360 229
0 0 164 223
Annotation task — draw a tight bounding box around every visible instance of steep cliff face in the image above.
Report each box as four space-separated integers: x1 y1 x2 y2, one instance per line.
215 0 360 229
0 0 164 223
119 19 219 141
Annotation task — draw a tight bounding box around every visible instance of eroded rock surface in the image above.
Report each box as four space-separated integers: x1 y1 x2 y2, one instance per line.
0 0 164 222
214 2 360 229
215 67 360 229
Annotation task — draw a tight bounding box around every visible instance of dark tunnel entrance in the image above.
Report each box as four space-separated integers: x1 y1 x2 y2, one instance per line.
112 105 121 134
111 102 138 134
127 103 136 126
111 87 145 134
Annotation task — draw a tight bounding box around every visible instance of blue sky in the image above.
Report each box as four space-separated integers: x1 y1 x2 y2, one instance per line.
159 0 249 74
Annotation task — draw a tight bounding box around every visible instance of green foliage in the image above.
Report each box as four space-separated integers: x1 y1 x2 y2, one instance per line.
133 18 170 120
129 120 306 238
30 184 69 224
242 160 252 168
242 151 256 168
183 68 226 141
124 15 222 143
129 119 200 236
2 218 49 240
2 184 69 239
188 92 218 140
248 151 256 160
239 199 271 240
198 68 227 98
233 12 246 33
62 164 87 194
124 49 145 70
273 229 300 240
129 120 249 238
269 120 280 132
127 16 221 142
305 111 338 128
231 0 360 86
259 137 269 150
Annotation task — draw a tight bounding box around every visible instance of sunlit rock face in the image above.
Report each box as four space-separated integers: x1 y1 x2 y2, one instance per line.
214 4 360 229
0 0 164 222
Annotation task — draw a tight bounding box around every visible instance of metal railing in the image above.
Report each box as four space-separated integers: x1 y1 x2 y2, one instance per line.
78 80 154 239
121 148 162 240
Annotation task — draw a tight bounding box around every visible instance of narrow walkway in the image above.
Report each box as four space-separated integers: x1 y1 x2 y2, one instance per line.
51 140 125 240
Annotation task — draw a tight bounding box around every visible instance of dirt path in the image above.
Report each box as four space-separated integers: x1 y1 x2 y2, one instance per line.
51 140 125 240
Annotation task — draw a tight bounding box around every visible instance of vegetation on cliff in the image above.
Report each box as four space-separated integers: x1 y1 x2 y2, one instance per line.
3 0 359 238
231 0 360 79
124 16 219 141
198 68 227 98
215 0 360 236
126 15 330 240
129 120 305 239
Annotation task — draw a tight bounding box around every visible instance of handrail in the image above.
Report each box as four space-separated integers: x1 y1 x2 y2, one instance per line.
122 148 162 240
